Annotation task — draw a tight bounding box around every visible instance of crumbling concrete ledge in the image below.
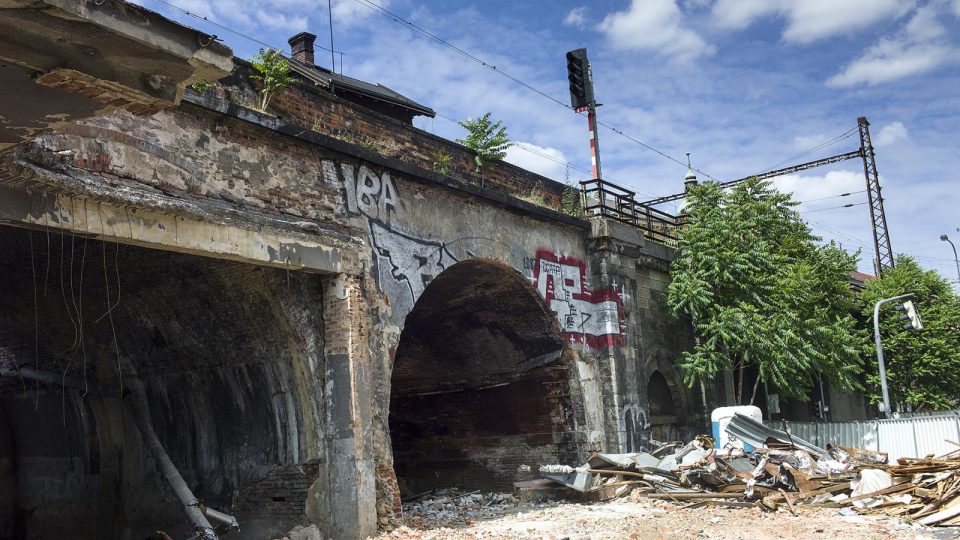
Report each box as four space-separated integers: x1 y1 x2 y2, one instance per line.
0 154 364 274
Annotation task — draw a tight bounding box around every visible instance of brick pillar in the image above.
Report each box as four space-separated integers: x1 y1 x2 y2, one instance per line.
320 274 377 539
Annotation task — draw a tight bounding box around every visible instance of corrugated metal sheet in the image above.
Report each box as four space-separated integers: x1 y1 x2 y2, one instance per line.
763 414 960 462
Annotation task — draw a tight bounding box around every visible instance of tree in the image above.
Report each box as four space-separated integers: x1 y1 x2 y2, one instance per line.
250 48 294 111
667 178 863 405
859 256 960 412
456 113 512 173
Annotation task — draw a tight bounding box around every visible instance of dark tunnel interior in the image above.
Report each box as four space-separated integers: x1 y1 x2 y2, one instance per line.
389 259 581 494
0 224 323 540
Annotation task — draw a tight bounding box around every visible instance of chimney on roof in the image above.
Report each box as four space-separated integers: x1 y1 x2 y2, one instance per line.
288 32 317 65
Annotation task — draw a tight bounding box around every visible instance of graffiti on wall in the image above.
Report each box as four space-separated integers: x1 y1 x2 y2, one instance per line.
369 221 458 307
621 404 650 452
322 159 457 321
530 249 625 347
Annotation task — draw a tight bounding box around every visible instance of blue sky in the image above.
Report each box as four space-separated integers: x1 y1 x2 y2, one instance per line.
137 0 960 282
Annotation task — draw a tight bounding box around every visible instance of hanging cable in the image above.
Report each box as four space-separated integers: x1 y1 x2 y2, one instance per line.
800 202 868 213
141 0 346 55
349 0 716 180
760 127 858 174
434 112 662 197
794 190 866 205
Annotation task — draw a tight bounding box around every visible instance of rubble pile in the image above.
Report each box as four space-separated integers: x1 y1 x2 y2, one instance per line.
399 489 529 528
536 413 960 527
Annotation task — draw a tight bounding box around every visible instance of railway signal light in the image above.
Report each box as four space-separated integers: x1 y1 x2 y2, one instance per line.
897 300 923 331
566 48 593 110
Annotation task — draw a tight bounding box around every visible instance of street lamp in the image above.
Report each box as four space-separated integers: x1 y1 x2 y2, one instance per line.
873 293 923 418
941 234 960 287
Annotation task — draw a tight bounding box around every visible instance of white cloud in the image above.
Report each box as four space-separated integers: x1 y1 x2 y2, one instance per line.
254 10 308 32
598 0 714 62
875 122 909 147
773 169 864 204
504 143 571 181
711 0 913 44
827 5 959 87
330 0 389 28
564 7 587 29
793 133 829 150
953 0 960 17
711 0 777 31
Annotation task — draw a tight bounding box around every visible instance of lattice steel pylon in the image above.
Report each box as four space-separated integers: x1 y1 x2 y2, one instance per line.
858 117 895 275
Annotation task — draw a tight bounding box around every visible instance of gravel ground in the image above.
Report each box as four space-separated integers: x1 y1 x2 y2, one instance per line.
375 490 959 540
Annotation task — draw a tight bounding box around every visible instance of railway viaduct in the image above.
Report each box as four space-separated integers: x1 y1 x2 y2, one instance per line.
0 2 718 538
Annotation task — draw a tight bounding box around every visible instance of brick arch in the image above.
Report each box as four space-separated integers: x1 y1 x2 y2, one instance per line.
645 353 692 443
388 258 581 493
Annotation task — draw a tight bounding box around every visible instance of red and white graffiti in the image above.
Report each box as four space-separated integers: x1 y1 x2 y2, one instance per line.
531 249 625 347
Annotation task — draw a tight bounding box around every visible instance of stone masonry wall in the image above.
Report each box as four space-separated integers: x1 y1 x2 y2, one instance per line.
212 65 569 210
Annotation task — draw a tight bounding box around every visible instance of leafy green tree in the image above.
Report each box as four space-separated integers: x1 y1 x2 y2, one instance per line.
456 113 512 173
250 48 294 111
859 256 960 412
667 178 863 404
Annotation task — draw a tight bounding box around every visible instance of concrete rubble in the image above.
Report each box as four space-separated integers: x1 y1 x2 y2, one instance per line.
532 413 960 527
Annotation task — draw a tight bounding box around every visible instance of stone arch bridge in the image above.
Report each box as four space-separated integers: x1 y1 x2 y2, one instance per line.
0 2 718 538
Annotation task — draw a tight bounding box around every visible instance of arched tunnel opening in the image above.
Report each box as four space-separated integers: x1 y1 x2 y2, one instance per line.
0 224 323 539
389 259 582 495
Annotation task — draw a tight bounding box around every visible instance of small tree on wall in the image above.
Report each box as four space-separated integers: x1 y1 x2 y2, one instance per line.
250 48 294 111
456 112 512 174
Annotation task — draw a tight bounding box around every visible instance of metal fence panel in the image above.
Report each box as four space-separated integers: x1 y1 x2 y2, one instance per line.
878 415 960 462
769 421 879 451
763 415 960 463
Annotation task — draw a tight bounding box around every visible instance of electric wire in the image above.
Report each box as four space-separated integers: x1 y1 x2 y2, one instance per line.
794 190 866 205
799 202 868 213
434 112 662 197
759 127 859 174
144 0 713 191
349 0 717 181
141 0 346 55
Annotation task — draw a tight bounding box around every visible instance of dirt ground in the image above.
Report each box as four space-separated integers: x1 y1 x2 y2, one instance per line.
375 491 959 540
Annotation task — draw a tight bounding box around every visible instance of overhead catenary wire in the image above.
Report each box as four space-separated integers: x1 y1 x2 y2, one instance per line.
141 0 346 55
144 0 713 189
349 0 717 181
799 202 868 213
759 127 859 174
433 112 662 197
794 190 866 205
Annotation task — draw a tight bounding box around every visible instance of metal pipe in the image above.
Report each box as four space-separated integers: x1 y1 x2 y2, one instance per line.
873 293 915 418
202 506 240 533
0 367 120 397
123 376 219 540
1 368 238 537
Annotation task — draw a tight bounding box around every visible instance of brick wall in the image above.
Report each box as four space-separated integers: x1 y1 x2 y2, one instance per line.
213 65 570 210
390 370 577 492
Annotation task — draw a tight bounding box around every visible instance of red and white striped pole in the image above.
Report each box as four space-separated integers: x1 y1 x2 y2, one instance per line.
584 103 602 180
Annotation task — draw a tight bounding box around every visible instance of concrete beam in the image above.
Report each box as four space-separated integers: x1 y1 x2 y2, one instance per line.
0 185 360 274
0 0 233 149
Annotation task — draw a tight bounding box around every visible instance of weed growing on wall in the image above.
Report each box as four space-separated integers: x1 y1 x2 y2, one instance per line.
250 48 294 112
456 112 512 174
188 80 211 93
562 185 584 217
432 151 451 176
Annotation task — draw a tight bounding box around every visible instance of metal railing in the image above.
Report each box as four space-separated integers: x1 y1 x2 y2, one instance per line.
580 178 680 244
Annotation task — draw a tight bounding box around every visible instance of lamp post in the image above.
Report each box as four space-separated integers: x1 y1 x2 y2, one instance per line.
873 293 917 418
941 234 960 287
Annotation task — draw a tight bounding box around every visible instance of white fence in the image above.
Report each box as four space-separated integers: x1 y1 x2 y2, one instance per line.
767 412 960 462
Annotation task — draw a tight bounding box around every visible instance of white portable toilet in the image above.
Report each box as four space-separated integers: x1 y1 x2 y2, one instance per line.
711 405 762 451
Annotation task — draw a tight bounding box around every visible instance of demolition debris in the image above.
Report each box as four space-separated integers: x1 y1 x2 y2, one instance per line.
532 413 960 527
